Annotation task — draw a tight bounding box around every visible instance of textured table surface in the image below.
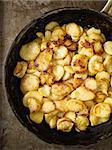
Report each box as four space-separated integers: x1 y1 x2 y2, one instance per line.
1 0 112 150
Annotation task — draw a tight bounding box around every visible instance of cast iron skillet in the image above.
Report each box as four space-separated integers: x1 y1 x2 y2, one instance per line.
4 7 112 146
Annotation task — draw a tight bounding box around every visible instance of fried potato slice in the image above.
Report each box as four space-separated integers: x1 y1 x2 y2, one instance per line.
71 54 88 73
94 92 106 103
79 47 94 58
51 28 66 41
66 23 83 42
38 85 51 97
20 39 40 61
45 109 59 124
104 97 112 111
74 72 88 80
49 116 58 129
57 117 73 132
35 49 53 71
42 100 55 113
20 74 40 94
53 65 64 81
54 46 68 59
95 71 110 82
103 55 112 74
97 80 109 95
13 61 27 78
23 91 43 107
71 86 95 101
54 99 67 112
93 41 104 55
27 98 41 112
92 103 111 118
75 115 89 131
84 100 96 110
62 72 71 81
30 111 44 124
64 66 74 74
65 111 76 122
88 55 104 75
45 21 59 31
104 41 112 55
84 77 97 92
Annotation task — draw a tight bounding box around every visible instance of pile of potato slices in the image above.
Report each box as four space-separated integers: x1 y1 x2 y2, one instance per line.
13 21 112 132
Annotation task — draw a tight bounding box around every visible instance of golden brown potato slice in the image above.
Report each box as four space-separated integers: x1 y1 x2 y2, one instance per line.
49 116 58 129
95 71 110 82
45 109 59 124
103 55 112 74
57 117 73 132
27 98 41 112
23 91 43 107
93 41 104 55
30 111 44 124
84 100 96 110
75 115 89 131
104 41 112 55
38 85 51 97
54 99 67 112
42 100 55 113
53 65 64 81
45 30 52 41
66 23 83 42
71 54 88 73
92 103 111 118
71 86 95 101
84 77 97 92
20 74 40 94
97 80 109 95
74 72 88 80
20 40 40 61
79 47 94 58
13 61 27 78
51 28 66 41
94 92 106 103
88 55 104 75
54 46 68 59
35 49 53 72
65 111 76 122
104 97 112 111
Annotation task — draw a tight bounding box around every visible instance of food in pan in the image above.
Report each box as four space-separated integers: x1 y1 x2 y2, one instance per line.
13 21 112 132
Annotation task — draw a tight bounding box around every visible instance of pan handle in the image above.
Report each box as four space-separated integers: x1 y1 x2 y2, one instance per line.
101 0 112 16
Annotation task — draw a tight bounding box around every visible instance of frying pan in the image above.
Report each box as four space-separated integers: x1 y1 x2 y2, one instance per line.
3 0 112 146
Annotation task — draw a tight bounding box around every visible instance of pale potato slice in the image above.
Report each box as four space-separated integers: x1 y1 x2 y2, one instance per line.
66 23 83 42
51 83 71 97
84 100 96 110
57 117 73 132
87 27 101 35
54 99 67 112
95 71 110 82
20 40 40 61
94 92 106 103
71 86 95 101
65 111 76 122
89 107 99 126
53 65 64 81
97 80 109 95
51 28 66 41
62 72 71 81
38 85 51 97
35 49 53 71
103 55 112 74
53 59 65 66
64 66 74 74
93 103 111 118
27 98 41 112
64 54 72 65
71 54 88 73
20 74 40 94
75 116 89 131
45 110 59 124
45 30 52 41
104 97 112 110
84 77 97 92
23 91 43 107
79 47 94 58
104 41 112 55
93 41 104 55
49 116 58 129
13 61 27 78
45 21 59 31
54 46 68 59
88 55 104 75
30 111 44 124
42 100 55 113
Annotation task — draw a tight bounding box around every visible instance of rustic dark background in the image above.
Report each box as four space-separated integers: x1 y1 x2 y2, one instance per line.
1 0 112 150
